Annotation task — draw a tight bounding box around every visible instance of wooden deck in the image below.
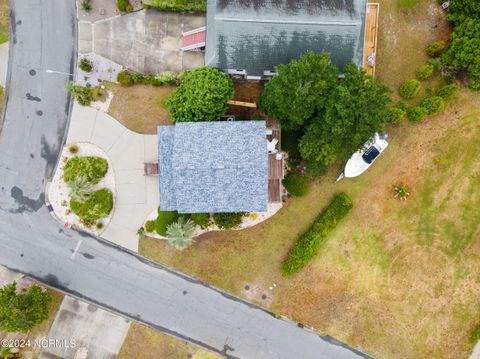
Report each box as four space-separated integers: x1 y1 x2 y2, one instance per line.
267 128 284 203
363 3 379 77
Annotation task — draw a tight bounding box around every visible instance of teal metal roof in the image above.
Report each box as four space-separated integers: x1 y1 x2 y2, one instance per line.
205 0 368 76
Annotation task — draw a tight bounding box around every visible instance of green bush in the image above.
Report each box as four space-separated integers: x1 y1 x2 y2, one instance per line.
416 64 434 80
117 70 133 86
283 172 309 197
150 209 179 236
213 212 244 229
421 96 444 115
436 83 460 99
117 0 130 11
145 220 155 232
426 40 447 57
126 4 133 12
79 58 93 72
142 0 206 12
63 156 108 185
399 80 421 98
154 71 178 86
282 193 353 276
407 106 429 123
131 72 144 83
305 161 328 180
68 145 79 154
386 107 406 124
191 213 210 228
65 81 94 106
70 189 113 220
471 323 480 343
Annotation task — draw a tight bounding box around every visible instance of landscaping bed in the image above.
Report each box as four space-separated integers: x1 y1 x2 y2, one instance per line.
48 142 115 235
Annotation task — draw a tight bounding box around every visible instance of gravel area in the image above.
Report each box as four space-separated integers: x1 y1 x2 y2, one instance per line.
77 52 123 87
47 142 116 236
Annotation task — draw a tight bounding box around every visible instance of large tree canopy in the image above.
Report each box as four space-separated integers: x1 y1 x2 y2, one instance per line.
447 0 480 25
299 63 391 165
442 19 480 90
0 282 52 333
258 51 339 130
167 67 234 122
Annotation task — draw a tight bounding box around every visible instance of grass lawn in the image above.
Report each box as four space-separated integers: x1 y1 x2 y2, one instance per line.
138 0 480 358
0 0 8 44
104 82 174 134
117 323 221 359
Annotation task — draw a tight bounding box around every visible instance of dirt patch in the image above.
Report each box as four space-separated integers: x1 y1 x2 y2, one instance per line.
105 82 174 134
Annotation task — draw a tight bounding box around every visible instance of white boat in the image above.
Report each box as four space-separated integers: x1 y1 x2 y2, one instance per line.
339 133 389 180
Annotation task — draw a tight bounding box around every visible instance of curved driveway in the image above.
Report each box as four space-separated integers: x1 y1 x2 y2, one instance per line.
0 1 369 358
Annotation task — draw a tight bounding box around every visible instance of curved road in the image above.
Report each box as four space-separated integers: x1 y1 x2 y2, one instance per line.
0 1 369 358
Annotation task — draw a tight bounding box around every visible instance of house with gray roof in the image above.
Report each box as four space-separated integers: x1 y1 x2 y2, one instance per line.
204 0 368 79
158 121 271 213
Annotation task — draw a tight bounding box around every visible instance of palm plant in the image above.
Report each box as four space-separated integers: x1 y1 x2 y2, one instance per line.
394 184 410 200
166 218 196 250
67 175 92 202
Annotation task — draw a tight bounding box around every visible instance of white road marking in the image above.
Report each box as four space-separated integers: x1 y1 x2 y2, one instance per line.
71 239 83 260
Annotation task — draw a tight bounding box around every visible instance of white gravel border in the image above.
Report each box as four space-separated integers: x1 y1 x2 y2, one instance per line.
143 203 283 241
48 142 116 236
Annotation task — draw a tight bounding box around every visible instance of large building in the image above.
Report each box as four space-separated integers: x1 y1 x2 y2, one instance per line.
204 0 368 79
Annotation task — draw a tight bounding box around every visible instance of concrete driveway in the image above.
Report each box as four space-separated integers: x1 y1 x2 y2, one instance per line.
87 10 205 73
66 104 159 251
40 296 130 359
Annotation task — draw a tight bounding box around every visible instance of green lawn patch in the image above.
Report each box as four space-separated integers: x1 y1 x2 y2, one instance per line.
397 0 418 9
282 193 353 276
70 189 113 220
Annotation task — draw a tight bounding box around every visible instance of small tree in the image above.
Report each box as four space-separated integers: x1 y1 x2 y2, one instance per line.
399 80 421 98
416 64 434 80
67 175 92 202
258 51 339 130
0 282 52 333
421 96 444 115
65 81 94 106
166 218 196 250
386 107 406 124
426 41 446 57
406 106 428 123
436 83 460 99
167 67 233 122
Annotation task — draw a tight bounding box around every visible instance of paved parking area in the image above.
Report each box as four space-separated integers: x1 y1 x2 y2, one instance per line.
66 104 159 251
40 296 130 359
89 9 205 73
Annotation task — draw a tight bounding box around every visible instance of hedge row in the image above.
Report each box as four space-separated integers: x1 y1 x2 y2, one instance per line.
282 192 353 276
142 0 206 12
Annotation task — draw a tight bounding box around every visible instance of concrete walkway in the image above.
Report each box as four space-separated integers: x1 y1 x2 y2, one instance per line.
66 103 159 251
0 42 9 87
41 296 130 359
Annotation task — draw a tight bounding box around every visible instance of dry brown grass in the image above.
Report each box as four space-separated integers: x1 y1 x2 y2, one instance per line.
117 323 221 359
139 1 480 358
0 0 8 44
105 82 174 134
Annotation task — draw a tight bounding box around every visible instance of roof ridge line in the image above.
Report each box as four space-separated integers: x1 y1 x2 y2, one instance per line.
215 16 362 26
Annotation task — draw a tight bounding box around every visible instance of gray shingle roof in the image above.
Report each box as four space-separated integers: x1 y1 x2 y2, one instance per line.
158 121 268 213
205 0 368 77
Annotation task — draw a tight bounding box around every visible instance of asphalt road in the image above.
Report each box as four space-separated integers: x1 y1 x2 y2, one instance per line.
0 1 370 358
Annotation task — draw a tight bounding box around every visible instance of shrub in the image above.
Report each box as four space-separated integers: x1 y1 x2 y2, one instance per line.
416 64 434 80
394 184 410 200
386 107 406 124
67 175 92 202
79 58 93 72
70 189 113 220
436 83 460 99
68 145 79 154
126 4 133 12
166 218 196 250
426 40 446 57
191 213 210 228
471 323 480 343
154 71 178 86
131 72 144 83
283 172 309 197
145 220 155 232
213 212 244 229
305 161 328 180
421 96 445 115
117 0 129 12
63 156 108 185
81 0 92 11
406 106 428 123
399 80 421 99
282 193 353 276
151 209 179 236
65 81 94 106
167 67 234 122
117 70 133 86
96 221 104 230
141 0 206 12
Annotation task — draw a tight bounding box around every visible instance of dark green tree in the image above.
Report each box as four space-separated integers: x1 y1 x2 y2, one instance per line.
299 63 391 164
167 67 233 122
258 51 339 130
0 282 52 333
447 0 480 25
442 19 480 90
